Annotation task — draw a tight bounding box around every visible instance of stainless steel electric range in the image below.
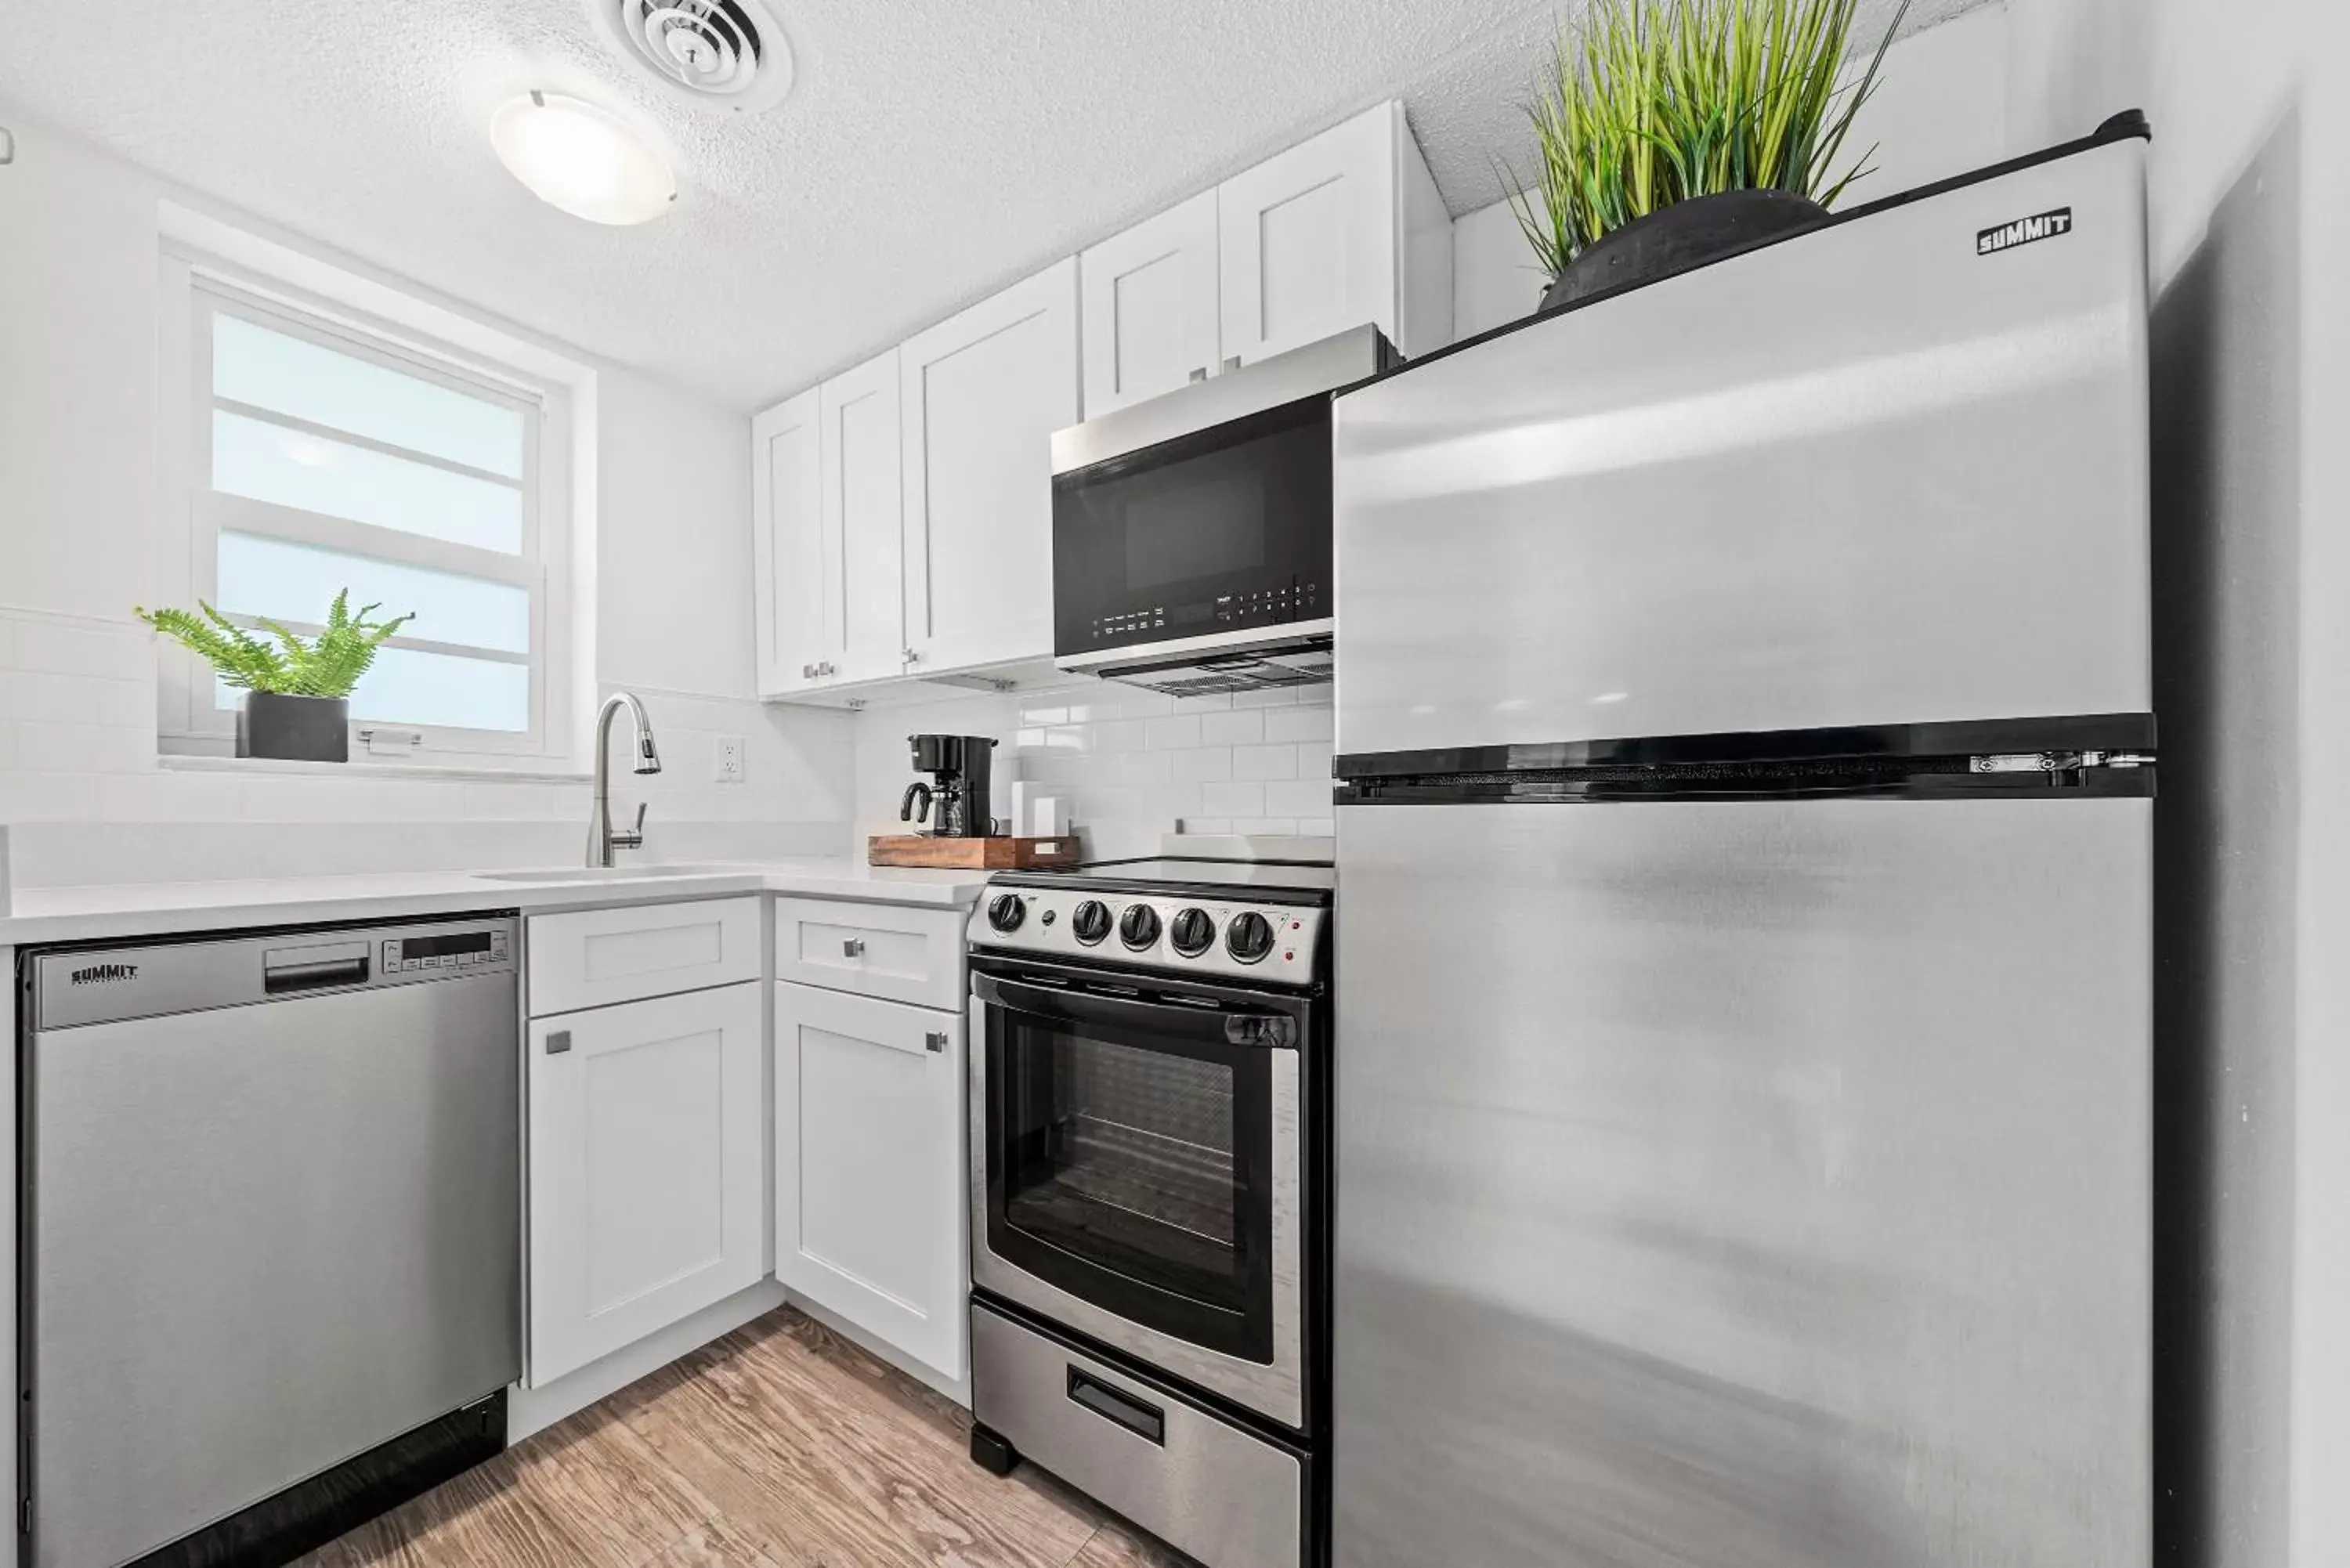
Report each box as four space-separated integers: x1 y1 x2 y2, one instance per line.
964 856 1335 1568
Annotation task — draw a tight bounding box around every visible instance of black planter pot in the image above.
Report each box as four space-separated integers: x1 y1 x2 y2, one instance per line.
239 692 350 763
1541 188 1830 313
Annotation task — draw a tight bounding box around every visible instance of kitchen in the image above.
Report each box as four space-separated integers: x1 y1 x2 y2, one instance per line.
0 1 2344 1566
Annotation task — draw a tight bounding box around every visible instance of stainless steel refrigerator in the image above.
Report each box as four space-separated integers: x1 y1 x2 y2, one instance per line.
1329 122 2153 1566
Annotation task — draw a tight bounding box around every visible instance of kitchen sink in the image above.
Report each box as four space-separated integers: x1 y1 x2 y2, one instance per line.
471 864 748 883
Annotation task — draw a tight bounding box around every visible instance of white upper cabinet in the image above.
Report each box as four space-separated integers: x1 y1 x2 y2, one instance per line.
1079 192 1221 419
1218 100 1453 368
750 388 828 695
821 347 906 685
900 258 1079 674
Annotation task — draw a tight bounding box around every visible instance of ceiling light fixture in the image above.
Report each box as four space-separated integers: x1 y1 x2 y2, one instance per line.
490 92 675 226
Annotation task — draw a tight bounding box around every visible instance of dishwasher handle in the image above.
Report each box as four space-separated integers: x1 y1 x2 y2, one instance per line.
262 941 372 994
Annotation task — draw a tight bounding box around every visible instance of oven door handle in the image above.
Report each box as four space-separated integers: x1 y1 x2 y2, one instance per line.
973 971 1300 1050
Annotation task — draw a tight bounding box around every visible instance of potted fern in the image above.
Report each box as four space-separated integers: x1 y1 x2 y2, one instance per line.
136 591 414 763
1507 0 1909 312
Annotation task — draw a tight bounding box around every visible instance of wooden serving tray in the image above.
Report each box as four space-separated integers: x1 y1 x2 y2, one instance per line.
866 834 1082 870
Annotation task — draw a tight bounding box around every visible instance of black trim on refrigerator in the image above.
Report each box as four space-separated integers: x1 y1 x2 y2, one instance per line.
1335 714 2157 804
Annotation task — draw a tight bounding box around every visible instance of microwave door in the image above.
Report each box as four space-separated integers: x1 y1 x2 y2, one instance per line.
1052 392 1333 664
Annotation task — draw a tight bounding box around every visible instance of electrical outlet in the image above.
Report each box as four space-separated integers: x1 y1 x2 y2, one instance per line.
714 734 745 783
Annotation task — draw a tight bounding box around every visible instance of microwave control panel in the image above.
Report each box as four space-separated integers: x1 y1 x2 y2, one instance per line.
1089 580 1321 644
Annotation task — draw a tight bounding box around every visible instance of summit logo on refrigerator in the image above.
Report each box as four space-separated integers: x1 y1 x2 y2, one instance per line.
1977 206 2074 256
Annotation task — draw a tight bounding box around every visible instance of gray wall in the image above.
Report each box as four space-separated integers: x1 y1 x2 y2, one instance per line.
2005 0 2342 1562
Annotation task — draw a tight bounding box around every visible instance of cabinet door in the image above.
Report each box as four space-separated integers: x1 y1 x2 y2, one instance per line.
820 348 906 685
900 258 1079 674
528 981 765 1386
775 981 967 1384
751 388 832 695
1218 101 1399 368
1079 191 1220 418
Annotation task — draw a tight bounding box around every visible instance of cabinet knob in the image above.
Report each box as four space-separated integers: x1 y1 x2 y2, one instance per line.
924 1030 949 1053
1223 355 1243 373
545 1030 572 1056
904 648 922 665
1189 367 1209 384
842 937 866 958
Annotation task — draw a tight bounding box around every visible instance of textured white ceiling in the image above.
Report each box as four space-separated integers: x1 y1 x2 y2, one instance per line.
0 0 1985 409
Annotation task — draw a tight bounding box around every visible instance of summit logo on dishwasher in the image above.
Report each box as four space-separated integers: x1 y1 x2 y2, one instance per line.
70 962 139 986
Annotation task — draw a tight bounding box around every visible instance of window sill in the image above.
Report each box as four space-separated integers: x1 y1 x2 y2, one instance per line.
158 753 593 786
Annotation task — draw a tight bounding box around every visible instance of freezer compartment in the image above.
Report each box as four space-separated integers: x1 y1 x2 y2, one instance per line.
1332 137 2150 759
1331 797 2150 1567
972 1300 1303 1568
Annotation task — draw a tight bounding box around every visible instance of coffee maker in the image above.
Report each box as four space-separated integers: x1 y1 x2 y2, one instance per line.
900 734 998 838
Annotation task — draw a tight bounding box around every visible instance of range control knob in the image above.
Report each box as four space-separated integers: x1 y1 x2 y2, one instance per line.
1119 903 1162 950
1226 911 1276 964
987 893 1027 934
1071 900 1112 945
1169 908 1216 957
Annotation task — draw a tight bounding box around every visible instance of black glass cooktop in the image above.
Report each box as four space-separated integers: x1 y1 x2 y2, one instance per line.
996 856 1337 899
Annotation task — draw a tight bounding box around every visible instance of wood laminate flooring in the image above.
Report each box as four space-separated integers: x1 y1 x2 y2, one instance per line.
296 1308 1187 1568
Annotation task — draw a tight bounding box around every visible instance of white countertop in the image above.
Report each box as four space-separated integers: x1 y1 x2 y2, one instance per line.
0 857 995 948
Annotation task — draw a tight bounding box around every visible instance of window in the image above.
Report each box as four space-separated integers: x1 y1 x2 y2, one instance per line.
159 255 580 764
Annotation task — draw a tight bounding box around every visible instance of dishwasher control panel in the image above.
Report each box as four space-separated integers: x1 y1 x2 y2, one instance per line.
26 914 520 1031
382 928 510 974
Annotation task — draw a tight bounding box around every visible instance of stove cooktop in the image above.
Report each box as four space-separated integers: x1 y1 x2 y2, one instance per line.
992 856 1336 898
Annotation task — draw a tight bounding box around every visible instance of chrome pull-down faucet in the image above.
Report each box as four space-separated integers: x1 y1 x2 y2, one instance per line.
588 692 663 868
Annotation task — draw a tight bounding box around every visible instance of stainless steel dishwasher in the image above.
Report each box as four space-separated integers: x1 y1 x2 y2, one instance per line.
19 915 522 1568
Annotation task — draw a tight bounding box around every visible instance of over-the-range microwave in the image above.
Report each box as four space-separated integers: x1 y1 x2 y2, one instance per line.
1050 325 1395 696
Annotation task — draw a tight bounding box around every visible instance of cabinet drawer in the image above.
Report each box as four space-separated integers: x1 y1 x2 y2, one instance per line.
773 898 966 1010
528 897 762 1017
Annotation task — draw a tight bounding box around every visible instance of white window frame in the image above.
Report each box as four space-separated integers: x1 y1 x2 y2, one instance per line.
157 247 580 767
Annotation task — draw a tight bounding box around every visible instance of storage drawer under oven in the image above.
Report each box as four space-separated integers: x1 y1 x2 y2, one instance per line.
972 1300 1303 1568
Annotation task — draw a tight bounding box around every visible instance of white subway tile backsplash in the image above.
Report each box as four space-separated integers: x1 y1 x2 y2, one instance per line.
1201 710 1264 747
1144 714 1202 750
1092 718 1150 753
1170 747 1234 782
0 671 150 728
14 720 156 773
1264 705 1335 744
1201 781 1265 817
1300 818 1335 837
1230 818 1300 836
1230 688 1300 709
855 687 1334 845
11 620 154 682
1232 744 1298 781
1264 779 1335 818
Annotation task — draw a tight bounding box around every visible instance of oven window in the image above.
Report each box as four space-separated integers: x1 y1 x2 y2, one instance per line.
986 996 1276 1361
1006 1030 1245 1310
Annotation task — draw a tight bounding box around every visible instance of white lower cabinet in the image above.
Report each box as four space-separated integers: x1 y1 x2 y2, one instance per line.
526 981 766 1385
774 979 969 1386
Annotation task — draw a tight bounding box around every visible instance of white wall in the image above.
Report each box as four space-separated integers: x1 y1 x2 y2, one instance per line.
0 115 855 876
1452 5 2018 340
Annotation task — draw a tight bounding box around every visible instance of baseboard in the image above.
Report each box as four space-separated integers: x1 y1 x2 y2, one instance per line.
506 1278 788 1442
785 1288 973 1410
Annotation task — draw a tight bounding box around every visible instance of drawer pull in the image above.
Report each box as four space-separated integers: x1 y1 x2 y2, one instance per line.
842 938 866 958
924 1030 949 1053
1066 1366 1164 1445
545 1030 572 1055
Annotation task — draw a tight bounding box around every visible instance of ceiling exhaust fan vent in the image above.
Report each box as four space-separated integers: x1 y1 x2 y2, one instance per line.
586 0 795 113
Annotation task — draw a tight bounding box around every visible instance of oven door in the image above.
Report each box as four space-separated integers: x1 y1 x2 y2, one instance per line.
969 963 1307 1429
1052 393 1333 663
